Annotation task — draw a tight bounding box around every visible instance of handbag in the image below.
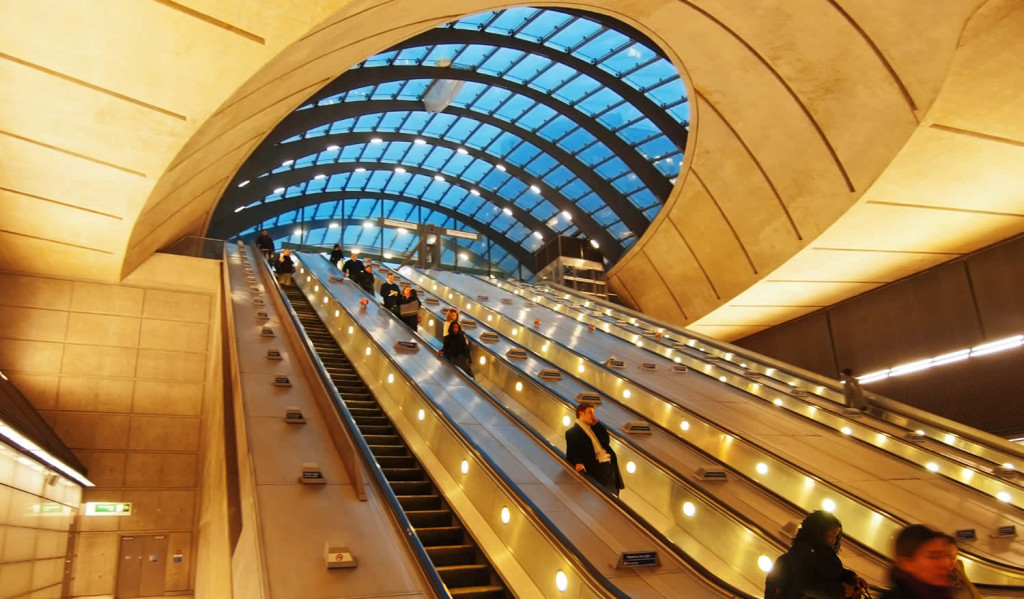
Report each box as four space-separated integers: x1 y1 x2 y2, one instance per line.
399 300 419 317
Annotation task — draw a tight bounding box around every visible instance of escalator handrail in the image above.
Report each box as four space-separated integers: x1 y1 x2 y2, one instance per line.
253 246 451 599
539 280 1024 463
299 254 632 599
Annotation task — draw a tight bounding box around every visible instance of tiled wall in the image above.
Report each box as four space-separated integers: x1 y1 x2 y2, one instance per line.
0 440 82 599
0 255 221 597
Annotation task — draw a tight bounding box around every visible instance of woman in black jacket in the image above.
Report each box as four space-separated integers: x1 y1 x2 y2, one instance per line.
397 286 420 330
439 321 474 378
781 511 866 599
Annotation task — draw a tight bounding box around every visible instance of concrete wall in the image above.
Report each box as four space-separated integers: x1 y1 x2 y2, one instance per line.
0 253 224 597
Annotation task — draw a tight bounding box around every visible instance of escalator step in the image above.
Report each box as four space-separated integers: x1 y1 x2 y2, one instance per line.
375 455 416 469
348 408 383 419
448 585 507 599
353 415 388 426
369 445 409 457
363 434 403 446
416 526 465 547
390 480 433 495
407 510 453 530
381 467 424 481
397 494 442 511
423 543 473 565
359 424 394 436
437 564 493 589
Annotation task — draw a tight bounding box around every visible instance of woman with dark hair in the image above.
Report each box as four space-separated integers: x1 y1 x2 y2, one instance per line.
397 286 420 330
439 321 474 378
778 511 867 598
881 525 979 599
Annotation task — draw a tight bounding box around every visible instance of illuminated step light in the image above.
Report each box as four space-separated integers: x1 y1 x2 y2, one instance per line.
682 502 696 517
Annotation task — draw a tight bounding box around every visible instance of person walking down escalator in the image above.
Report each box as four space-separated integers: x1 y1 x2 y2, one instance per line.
442 308 460 336
769 510 868 599
329 244 344 267
342 252 364 281
397 286 420 330
274 249 295 286
840 368 869 412
359 263 375 294
439 321 474 379
256 230 275 260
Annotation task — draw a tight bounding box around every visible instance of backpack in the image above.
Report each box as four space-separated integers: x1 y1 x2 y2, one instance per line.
764 553 790 599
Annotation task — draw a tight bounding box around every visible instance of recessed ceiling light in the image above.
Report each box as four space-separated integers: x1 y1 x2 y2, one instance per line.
273 187 285 194
434 175 446 182
456 147 469 155
530 184 541 193
470 189 480 196
281 159 294 166
237 180 250 188
370 137 383 144
414 138 427 145
495 164 507 172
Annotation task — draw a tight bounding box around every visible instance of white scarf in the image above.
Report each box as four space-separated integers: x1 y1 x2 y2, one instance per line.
577 419 611 463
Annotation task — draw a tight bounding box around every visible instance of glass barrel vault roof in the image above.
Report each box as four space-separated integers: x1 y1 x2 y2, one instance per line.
211 6 689 276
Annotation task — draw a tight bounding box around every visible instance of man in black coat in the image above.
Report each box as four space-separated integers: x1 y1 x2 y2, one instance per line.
565 403 624 496
341 252 364 280
256 230 275 260
379 271 401 311
329 244 344 267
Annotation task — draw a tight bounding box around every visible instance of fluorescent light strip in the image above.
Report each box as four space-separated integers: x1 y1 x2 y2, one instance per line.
859 334 1023 385
0 419 94 487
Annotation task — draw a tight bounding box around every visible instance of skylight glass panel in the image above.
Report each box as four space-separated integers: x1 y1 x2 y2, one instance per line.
425 44 462 65
488 7 535 33
422 112 458 137
602 44 657 75
506 53 551 83
517 104 557 131
507 222 530 243
443 118 479 143
611 173 644 195
365 171 390 191
597 104 643 131
378 112 408 131
306 178 327 194
575 29 629 63
577 86 625 116
363 50 397 68
530 62 578 93
453 12 492 31
395 46 430 64
594 157 628 180
465 122 502 147
495 94 535 122
460 161 491 183
648 79 687 107
576 143 613 165
546 19 601 52
517 10 570 41
359 143 386 161
629 189 658 211
461 88 502 114
486 130 521 156
618 119 660 145
558 130 595 154
382 141 410 161
478 47 523 76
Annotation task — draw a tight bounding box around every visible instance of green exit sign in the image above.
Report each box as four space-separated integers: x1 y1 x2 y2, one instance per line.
85 502 132 516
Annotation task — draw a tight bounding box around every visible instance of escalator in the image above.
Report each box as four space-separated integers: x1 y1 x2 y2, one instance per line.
282 284 510 599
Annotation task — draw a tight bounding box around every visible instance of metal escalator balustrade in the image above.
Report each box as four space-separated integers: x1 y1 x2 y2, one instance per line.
282 285 509 598
491 279 1024 504
289 257 633 599
415 269 1024 588
519 279 1024 476
402 282 835 595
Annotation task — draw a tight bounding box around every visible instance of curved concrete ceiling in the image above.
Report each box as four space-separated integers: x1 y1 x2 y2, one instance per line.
3 0 1022 342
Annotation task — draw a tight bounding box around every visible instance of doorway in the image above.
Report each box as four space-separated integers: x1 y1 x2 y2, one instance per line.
116 534 167 598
